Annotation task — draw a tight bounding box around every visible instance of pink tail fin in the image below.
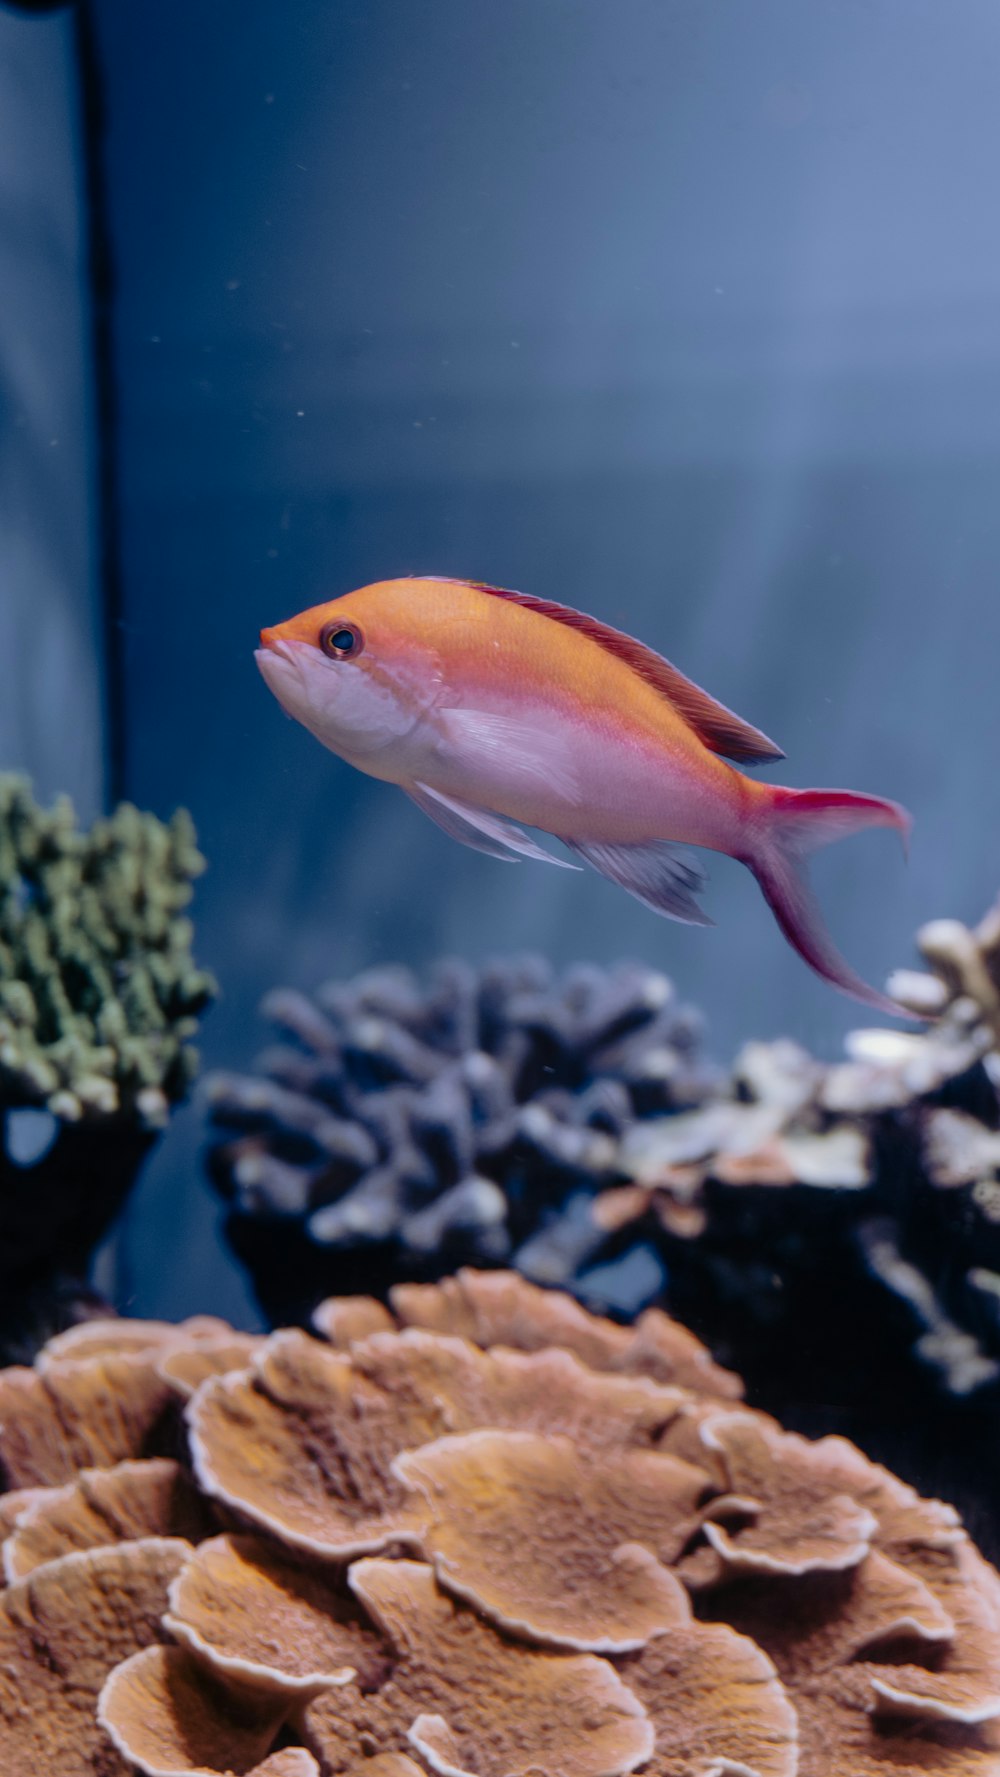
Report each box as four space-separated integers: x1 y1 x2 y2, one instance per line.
749 787 913 1017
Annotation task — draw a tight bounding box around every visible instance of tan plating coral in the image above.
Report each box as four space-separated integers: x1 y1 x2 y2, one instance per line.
1 1269 999 1774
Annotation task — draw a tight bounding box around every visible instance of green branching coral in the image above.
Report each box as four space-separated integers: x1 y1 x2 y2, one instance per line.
0 777 216 1130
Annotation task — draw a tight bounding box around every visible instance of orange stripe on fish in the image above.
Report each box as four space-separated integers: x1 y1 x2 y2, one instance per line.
256 577 913 1017
435 579 785 765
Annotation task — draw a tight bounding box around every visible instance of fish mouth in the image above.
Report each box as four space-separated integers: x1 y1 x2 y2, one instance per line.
257 630 299 663
255 636 311 703
255 634 311 676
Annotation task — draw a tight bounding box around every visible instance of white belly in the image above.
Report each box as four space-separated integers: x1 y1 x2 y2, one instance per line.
389 699 739 853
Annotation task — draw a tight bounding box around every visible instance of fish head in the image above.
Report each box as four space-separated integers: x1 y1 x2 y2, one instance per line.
256 581 446 761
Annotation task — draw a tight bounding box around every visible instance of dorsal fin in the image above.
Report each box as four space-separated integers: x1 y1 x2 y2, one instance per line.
427 579 784 766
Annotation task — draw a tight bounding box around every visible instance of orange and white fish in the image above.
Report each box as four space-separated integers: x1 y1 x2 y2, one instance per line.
257 577 911 1015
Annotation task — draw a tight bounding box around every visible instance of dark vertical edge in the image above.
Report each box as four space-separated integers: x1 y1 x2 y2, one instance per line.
73 0 130 1312
74 0 127 808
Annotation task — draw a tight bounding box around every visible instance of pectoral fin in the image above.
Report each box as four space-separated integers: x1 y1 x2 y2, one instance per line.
562 838 713 925
440 708 581 803
407 782 580 868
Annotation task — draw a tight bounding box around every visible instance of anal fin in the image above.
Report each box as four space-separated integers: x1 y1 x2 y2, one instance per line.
407 782 580 868
562 838 713 925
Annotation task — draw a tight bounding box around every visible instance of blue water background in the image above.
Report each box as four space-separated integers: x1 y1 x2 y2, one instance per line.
11 0 1000 1325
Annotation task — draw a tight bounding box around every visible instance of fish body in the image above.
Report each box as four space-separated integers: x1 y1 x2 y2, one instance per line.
257 577 911 1015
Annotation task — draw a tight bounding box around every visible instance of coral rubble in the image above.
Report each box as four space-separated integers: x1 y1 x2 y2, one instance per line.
0 1270 998 1774
0 777 215 1360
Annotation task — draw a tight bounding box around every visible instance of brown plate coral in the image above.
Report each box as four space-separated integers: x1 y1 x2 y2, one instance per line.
1 1269 999 1774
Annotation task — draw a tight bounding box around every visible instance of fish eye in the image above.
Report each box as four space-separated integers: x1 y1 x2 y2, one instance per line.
320 621 363 660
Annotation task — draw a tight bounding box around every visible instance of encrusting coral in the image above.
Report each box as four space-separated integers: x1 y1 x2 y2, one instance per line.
205 956 715 1322
0 776 216 1361
1 1268 999 1774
